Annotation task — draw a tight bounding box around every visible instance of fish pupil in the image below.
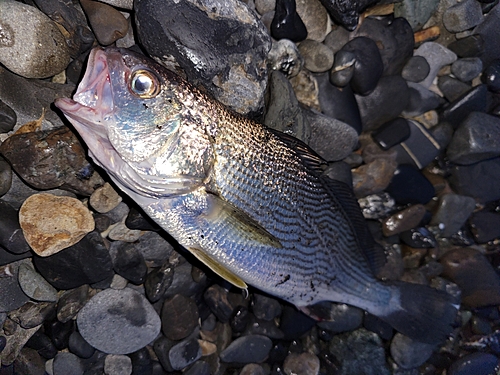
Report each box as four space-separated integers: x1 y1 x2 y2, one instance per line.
130 70 159 98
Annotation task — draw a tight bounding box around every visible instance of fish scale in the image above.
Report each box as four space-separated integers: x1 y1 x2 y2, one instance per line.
55 47 458 344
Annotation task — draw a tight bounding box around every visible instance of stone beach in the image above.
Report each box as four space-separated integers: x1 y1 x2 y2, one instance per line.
1 0 500 374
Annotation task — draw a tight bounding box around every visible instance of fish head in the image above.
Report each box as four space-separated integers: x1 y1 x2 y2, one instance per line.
55 47 200 198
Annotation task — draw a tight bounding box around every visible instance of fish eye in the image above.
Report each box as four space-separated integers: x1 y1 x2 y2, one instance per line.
129 70 160 99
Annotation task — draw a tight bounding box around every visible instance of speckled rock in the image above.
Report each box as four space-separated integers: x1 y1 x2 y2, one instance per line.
104 354 133 375
442 0 483 33
17 262 58 302
0 1 71 78
283 352 320 375
382 204 426 237
19 193 94 257
89 183 122 214
298 40 334 73
267 39 304 78
296 0 331 42
390 333 435 369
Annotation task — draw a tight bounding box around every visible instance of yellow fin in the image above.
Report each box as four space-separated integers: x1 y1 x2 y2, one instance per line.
188 246 248 290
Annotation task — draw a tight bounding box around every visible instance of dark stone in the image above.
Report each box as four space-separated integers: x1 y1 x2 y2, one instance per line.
169 338 202 371
220 335 272 364
134 231 175 268
145 262 174 303
8 301 56 329
135 0 271 116
430 121 454 150
0 246 31 267
0 200 30 254
442 0 484 33
53 352 85 375
315 303 363 333
355 17 414 76
153 336 176 372
161 294 199 341
243 315 285 339
0 335 6 352
25 331 58 359
340 37 383 96
469 211 500 243
449 352 500 375
363 313 393 341
473 4 500 67
57 285 89 323
279 305 316 340
356 75 410 131
0 127 104 196
329 50 355 87
251 293 282 321
482 59 500 93
448 157 500 202
45 319 75 350
130 347 153 375
68 331 95 359
0 156 12 197
403 82 442 117
231 305 251 333
184 361 211 375
448 35 484 58
451 57 483 82
12 347 45 375
438 76 472 102
32 0 94 58
271 0 307 42
386 165 435 205
0 260 30 313
0 99 16 133
109 241 147 285
371 118 411 150
33 231 114 289
125 207 160 231
204 284 235 323
80 0 128 46
390 333 435 369
402 56 430 83
440 84 488 129
316 73 362 134
400 227 438 248
318 0 379 31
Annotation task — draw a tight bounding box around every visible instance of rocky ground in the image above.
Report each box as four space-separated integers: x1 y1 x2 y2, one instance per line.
1 0 500 374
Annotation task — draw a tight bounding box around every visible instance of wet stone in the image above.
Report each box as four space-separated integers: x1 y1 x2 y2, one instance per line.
145 262 174 303
252 293 282 321
220 335 272 364
280 305 316 340
390 333 435 369
77 287 161 354
382 204 427 237
0 200 30 254
451 57 483 82
440 247 500 307
19 193 95 257
358 193 396 220
267 39 304 78
271 0 307 42
80 0 129 46
372 118 411 151
448 352 500 375
400 227 437 248
438 76 472 102
283 352 320 375
53 352 84 375
430 194 476 237
440 84 488 129
109 241 147 285
125 207 160 232
324 25 350 54
17 262 58 302
204 284 235 323
104 354 133 375
414 42 457 89
319 0 378 31
161 294 199 341
57 285 89 323
169 337 202 371
469 211 500 243
68 331 95 359
352 158 398 198
244 315 284 339
0 100 16 133
443 0 484 33
45 319 75 350
0 260 31 313
483 59 500 92
330 50 356 88
386 165 435 205
402 56 431 83
25 331 57 359
298 40 334 73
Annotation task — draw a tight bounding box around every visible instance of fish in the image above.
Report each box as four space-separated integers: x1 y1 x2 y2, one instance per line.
55 47 458 344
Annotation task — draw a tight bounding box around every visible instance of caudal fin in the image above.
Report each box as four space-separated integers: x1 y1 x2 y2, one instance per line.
380 281 459 344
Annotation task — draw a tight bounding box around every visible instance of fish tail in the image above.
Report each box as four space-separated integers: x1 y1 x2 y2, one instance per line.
379 281 459 344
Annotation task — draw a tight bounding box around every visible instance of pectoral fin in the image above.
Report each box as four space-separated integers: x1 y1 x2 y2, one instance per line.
188 246 248 289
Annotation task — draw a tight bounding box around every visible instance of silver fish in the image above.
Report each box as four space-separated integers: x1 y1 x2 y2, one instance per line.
55 47 458 343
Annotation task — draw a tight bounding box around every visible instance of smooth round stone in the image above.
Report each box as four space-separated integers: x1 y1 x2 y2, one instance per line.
145 261 174 302
204 284 235 323
220 335 272 364
0 157 12 197
296 0 330 42
382 204 426 237
393 0 440 31
482 59 500 92
17 262 58 302
0 100 16 133
440 84 488 129
443 0 484 33
414 42 457 89
53 352 84 375
390 333 434 369
271 0 307 42
341 37 384 96
430 194 476 237
402 82 441 118
68 331 95 359
104 354 132 375
386 165 435 205
19 193 95 257
0 1 70 78
280 305 316 340
251 293 282 321
109 241 147 285
324 26 350 54
161 294 199 341
239 363 266 375
449 352 499 375
451 57 483 82
469 211 500 243
438 75 472 102
316 303 364 333
298 40 334 73
89 182 122 214
169 338 202 371
402 56 430 83
77 288 161 354
330 50 355 87
255 0 274 14
371 118 411 150
80 0 128 46
283 352 320 375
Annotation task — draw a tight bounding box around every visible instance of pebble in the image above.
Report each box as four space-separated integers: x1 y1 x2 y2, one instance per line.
449 157 500 202
386 165 435 205
390 333 435 369
279 305 316 340
204 284 235 323
320 0 378 31
0 322 40 366
104 354 132 375
440 84 488 128
12 347 46 375
448 352 500 375
448 34 485 58
161 294 199 341
394 0 440 30
267 39 304 79
80 0 129 46
299 40 334 73
169 337 202 370
283 352 320 375
482 59 500 92
414 42 457 88
430 194 476 237
220 335 272 364
56 285 89 324
329 50 356 87
469 211 500 243
400 227 438 248
24 330 57 359
98 0 133 9
0 100 16 133
371 118 411 150
438 75 472 102
352 158 398 198
89 183 122 213
239 363 266 375
324 25 350 54
145 261 174 302
0 200 30 254
53 352 84 375
68 331 95 359
8 301 55 330
358 193 395 220
442 0 483 33
109 241 147 285
77 287 161 354
33 231 113 289
0 260 31 313
440 247 500 307
17 262 58 302
451 57 483 82
316 303 364 333
0 1 70 79
402 56 431 83
447 111 500 165
251 293 282 321
382 204 426 237
290 69 320 110
271 0 307 42
403 82 442 118
19 193 94 257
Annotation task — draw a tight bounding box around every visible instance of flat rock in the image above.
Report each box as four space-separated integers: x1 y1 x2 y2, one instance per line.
80 0 128 46
53 352 85 375
161 294 199 341
17 262 58 302
443 0 483 33
414 42 457 89
77 287 161 354
390 333 435 369
19 193 94 257
430 194 476 237
89 182 122 214
220 335 272 364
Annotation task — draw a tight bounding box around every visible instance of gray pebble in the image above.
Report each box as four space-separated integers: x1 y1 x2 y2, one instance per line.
268 39 304 78
98 0 133 10
451 57 483 82
53 352 85 375
316 303 363 333
0 1 70 78
443 0 483 33
438 75 472 102
169 337 202 371
134 231 175 267
252 293 282 321
390 333 435 369
255 0 275 15
0 100 16 133
0 157 12 197
185 361 211 375
414 42 457 88
220 335 272 363
17 262 58 302
401 56 430 83
104 354 132 375
330 50 356 87
77 287 161 354
430 194 476 237
298 39 334 72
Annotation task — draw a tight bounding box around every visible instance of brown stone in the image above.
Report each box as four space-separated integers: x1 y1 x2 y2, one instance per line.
382 204 426 236
19 193 95 257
